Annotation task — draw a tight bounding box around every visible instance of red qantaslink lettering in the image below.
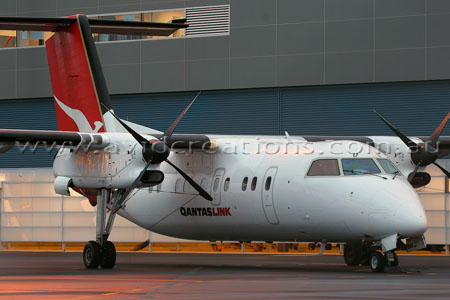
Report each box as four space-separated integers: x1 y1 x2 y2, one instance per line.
180 207 232 217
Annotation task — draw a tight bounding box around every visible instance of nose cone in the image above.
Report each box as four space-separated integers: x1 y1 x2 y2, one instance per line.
371 180 428 238
394 202 428 237
392 182 428 237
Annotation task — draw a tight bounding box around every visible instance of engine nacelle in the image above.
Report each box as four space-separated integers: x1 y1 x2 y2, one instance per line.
54 132 166 190
54 176 73 196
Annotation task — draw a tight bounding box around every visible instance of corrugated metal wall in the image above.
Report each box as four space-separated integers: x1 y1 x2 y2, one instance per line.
0 80 449 167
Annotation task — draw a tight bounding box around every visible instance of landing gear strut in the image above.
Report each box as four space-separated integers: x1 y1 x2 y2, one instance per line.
83 189 117 269
343 242 399 273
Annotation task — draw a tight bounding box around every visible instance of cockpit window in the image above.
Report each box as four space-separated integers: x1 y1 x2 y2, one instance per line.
377 159 400 174
307 159 340 176
342 158 381 175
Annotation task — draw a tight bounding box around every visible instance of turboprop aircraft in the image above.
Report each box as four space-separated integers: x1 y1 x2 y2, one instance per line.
0 14 443 273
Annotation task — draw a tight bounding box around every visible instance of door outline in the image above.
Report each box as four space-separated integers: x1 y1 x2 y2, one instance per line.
261 167 279 224
211 168 225 205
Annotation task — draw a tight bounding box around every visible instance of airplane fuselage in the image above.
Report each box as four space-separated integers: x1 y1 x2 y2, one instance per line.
54 134 427 244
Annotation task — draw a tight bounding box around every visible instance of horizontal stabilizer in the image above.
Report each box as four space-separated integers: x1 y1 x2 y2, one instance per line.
0 16 188 36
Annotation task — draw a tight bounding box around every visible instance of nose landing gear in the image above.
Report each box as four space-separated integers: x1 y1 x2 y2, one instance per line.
82 189 117 269
344 241 399 273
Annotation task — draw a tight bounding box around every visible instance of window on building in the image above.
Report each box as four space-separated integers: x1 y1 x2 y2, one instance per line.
0 5 230 49
307 159 340 176
0 30 16 48
94 11 185 42
251 177 257 191
242 177 248 191
223 177 230 191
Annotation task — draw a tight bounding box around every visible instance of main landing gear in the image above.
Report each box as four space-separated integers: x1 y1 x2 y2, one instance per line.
83 189 117 269
344 241 398 273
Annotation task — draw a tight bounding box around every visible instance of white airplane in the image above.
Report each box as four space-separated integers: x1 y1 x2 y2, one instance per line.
0 15 447 273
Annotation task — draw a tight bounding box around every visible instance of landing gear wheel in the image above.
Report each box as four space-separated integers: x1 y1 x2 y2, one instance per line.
370 252 385 273
100 241 116 269
83 241 101 269
344 243 361 266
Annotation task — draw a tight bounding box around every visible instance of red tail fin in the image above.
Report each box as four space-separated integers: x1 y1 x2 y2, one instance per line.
46 15 107 133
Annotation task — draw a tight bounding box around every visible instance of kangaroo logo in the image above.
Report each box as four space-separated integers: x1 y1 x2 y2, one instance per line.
54 96 103 133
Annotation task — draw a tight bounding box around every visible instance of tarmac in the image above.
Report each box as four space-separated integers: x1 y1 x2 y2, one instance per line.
0 251 449 299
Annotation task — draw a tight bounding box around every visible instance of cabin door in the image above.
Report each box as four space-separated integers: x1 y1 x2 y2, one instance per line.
211 168 225 205
261 167 279 224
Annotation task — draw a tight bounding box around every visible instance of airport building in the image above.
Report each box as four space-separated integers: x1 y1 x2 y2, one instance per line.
0 0 449 253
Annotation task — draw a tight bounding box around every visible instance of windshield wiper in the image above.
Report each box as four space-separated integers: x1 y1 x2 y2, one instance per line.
392 170 400 180
343 169 387 180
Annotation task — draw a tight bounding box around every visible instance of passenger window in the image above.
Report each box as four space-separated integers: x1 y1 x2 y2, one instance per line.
242 177 248 191
183 180 188 192
377 159 400 175
157 183 162 193
342 158 381 175
213 177 220 192
251 177 257 191
200 178 208 189
224 177 230 191
307 159 340 176
175 179 183 192
265 176 272 191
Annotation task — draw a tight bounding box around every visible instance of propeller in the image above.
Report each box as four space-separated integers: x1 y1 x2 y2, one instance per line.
102 91 213 202
374 110 450 182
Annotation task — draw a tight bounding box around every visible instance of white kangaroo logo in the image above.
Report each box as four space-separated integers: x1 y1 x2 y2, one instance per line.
54 96 103 133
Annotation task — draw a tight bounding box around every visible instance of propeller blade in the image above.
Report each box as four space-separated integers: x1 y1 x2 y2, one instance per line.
433 162 450 178
374 110 418 149
408 163 421 183
429 112 450 147
111 160 152 214
160 91 201 141
101 103 148 146
165 158 213 201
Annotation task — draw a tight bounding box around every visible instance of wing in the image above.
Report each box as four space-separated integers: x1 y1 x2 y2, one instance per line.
0 128 212 152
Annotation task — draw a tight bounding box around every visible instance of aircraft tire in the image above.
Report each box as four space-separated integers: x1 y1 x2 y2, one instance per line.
100 241 116 269
369 252 385 273
83 240 101 269
344 243 361 266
